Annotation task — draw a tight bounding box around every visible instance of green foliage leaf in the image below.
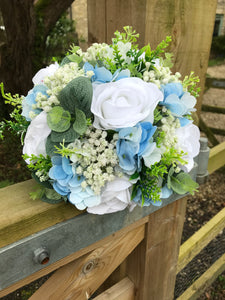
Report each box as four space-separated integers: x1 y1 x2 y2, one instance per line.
41 188 63 204
67 54 83 64
46 135 61 156
60 56 71 66
50 126 80 143
58 76 93 118
131 185 138 200
73 109 87 135
47 106 71 132
130 172 139 180
170 172 199 195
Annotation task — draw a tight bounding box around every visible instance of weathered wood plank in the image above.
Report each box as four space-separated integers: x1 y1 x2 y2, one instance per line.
0 216 148 298
87 0 106 44
93 277 135 300
199 117 220 147
87 0 217 115
205 77 225 89
202 104 225 114
144 0 217 115
0 179 82 248
209 127 225 136
208 141 225 174
177 207 225 273
177 253 225 300
29 225 144 300
126 198 187 300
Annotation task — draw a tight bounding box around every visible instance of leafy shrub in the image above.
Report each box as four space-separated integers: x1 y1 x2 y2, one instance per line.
210 35 225 58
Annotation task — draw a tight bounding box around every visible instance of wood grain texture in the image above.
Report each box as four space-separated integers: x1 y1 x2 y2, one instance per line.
93 277 135 300
144 0 217 114
177 253 225 300
87 0 217 114
0 180 82 248
0 216 148 298
126 198 187 300
29 224 145 300
208 141 225 174
177 207 225 273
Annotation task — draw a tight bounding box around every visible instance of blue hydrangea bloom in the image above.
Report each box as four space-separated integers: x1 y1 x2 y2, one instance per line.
160 82 196 126
116 122 157 175
132 188 162 207
22 85 49 121
138 122 157 156
49 156 101 210
161 184 173 199
68 185 101 211
83 62 130 83
49 156 74 196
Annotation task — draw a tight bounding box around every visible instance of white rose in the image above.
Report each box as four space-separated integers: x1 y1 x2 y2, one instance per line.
32 62 59 85
87 177 136 214
23 111 51 163
91 77 163 130
176 123 200 172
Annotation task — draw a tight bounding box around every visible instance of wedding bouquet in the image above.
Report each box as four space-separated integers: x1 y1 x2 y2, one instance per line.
1 27 200 215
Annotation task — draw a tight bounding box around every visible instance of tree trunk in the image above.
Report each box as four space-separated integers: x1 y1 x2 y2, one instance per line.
0 0 36 95
0 0 75 96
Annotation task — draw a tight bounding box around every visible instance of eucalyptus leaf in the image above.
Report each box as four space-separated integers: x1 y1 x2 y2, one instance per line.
50 126 80 143
58 76 93 118
47 106 71 132
73 109 87 135
46 136 61 157
167 166 175 189
60 56 71 66
170 172 199 195
41 188 63 204
66 54 83 64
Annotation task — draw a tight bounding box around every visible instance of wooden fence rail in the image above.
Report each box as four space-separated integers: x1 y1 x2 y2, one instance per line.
175 142 225 299
177 253 225 300
208 140 225 174
177 207 225 274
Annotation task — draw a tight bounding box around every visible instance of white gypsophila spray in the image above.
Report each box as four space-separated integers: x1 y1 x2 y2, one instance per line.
68 127 122 195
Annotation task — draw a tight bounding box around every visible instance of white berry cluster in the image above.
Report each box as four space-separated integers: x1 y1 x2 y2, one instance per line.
69 127 121 195
143 62 181 88
77 43 110 62
35 169 49 182
34 62 85 113
159 109 181 152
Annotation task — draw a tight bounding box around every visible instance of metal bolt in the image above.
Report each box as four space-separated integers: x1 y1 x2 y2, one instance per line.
33 247 50 265
82 260 96 274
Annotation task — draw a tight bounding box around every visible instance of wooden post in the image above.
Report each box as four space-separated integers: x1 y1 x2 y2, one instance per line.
87 0 217 114
126 199 187 300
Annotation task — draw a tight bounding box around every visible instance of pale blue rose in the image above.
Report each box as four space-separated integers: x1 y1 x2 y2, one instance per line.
22 85 49 121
